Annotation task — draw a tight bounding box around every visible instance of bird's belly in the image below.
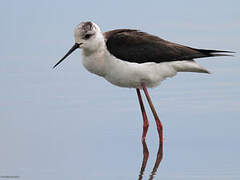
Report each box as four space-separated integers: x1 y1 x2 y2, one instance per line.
104 60 177 88
104 72 144 88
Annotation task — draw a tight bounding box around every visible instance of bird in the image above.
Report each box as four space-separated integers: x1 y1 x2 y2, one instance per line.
53 21 234 143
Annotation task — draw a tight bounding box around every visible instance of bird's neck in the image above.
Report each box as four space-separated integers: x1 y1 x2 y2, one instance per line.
81 46 108 77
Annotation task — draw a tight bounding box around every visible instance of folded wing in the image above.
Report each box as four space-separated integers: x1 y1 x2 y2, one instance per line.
104 29 233 64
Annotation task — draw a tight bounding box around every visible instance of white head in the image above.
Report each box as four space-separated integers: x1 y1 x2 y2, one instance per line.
53 21 104 68
74 21 104 52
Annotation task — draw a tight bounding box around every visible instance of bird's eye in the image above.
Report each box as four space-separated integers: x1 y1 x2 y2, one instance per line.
84 34 92 39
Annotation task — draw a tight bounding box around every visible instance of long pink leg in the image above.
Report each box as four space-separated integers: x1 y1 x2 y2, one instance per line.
141 83 163 144
136 88 149 141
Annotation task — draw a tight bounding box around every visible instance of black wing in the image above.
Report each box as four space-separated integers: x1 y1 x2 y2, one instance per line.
104 29 233 64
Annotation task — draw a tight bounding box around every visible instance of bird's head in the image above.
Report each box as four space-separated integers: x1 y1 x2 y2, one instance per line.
53 21 104 69
74 21 103 51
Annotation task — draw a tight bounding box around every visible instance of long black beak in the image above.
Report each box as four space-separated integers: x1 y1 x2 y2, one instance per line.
53 43 80 69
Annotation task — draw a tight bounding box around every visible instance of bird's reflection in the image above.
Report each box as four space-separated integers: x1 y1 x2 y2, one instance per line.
138 139 163 180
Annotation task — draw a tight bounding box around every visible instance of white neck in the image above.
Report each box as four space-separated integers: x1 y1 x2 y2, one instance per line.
81 39 108 77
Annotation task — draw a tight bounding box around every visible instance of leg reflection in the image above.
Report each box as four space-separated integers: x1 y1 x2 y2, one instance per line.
149 138 163 180
138 138 163 180
138 140 149 180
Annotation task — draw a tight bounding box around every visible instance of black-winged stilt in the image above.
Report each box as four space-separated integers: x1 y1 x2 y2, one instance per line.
53 21 233 144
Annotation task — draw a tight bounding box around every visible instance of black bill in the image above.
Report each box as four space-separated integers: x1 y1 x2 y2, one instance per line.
53 43 81 69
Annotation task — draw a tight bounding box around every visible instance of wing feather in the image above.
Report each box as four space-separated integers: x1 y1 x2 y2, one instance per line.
104 29 233 63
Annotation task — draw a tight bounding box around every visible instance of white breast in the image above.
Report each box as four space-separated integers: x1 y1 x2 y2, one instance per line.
81 49 107 77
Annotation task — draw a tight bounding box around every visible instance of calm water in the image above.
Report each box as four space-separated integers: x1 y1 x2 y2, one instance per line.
1 68 240 180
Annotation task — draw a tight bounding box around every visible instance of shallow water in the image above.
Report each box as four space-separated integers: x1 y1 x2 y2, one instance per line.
1 68 240 180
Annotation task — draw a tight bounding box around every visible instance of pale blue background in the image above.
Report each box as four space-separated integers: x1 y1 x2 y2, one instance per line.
0 0 240 179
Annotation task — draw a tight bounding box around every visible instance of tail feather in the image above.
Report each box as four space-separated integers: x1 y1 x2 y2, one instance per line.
190 48 235 58
171 48 235 74
171 60 210 74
